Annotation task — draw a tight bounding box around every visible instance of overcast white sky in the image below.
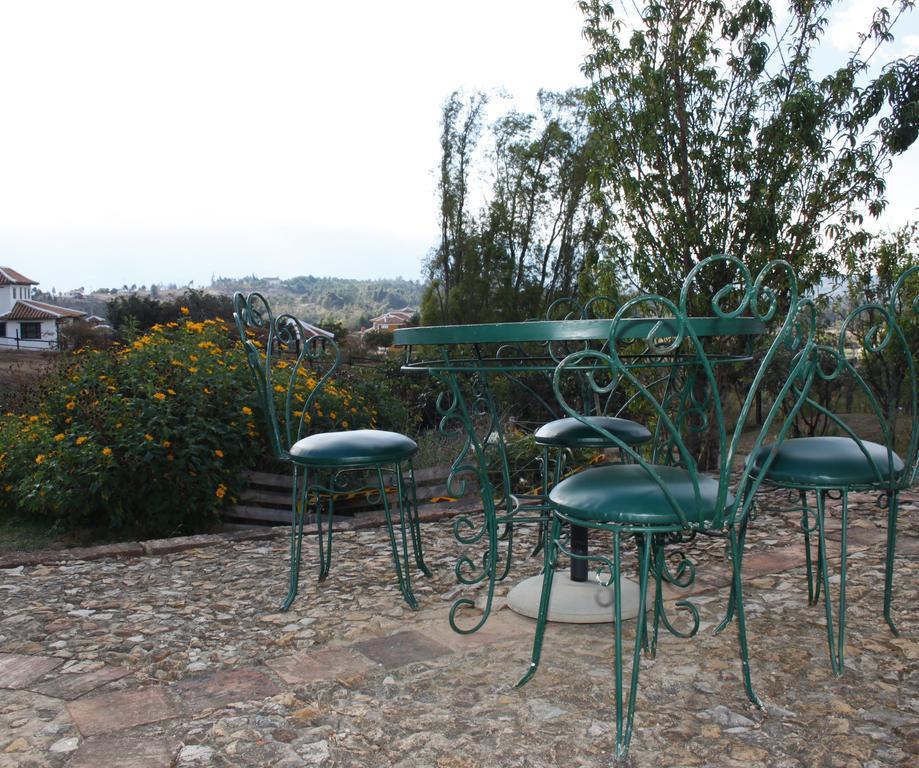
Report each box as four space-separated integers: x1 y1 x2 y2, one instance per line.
0 0 916 293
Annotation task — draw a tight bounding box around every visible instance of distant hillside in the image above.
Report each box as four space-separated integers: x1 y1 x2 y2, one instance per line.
32 275 425 331
210 275 424 330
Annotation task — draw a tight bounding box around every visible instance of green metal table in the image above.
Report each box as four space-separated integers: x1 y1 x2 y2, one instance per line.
395 316 764 633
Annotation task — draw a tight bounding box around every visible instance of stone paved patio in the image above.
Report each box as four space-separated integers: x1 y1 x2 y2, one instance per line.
0 488 916 767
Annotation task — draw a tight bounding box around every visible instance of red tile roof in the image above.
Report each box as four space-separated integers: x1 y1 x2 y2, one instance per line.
0 267 38 285
370 310 414 324
0 300 85 321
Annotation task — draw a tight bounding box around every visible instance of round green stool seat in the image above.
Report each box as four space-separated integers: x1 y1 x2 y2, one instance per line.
534 416 651 448
289 429 418 467
749 436 905 487
550 463 732 526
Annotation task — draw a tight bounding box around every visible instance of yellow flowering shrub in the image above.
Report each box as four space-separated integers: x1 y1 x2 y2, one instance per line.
0 318 262 535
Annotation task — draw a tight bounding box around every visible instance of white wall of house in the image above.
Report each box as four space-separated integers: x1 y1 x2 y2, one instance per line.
0 283 32 315
0 318 58 350
0 282 60 349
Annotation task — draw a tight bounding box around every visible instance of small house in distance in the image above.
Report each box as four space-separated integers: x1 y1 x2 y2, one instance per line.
281 317 335 342
0 267 85 350
367 307 417 333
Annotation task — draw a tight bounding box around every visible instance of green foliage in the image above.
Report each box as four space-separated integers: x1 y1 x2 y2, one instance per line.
846 223 919 305
423 3 917 323
0 318 257 535
107 289 235 331
336 353 441 435
843 224 918 444
423 89 611 325
578 0 919 299
58 320 115 351
361 328 394 348
212 275 423 330
0 508 68 556
318 318 349 342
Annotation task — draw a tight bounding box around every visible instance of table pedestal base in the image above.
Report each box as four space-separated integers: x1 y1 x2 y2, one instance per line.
507 571 642 623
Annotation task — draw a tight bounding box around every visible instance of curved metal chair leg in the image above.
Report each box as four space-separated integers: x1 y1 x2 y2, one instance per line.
381 466 418 610
614 531 652 759
404 462 432 577
516 514 562 688
815 490 848 676
728 526 763 708
646 534 667 657
281 467 309 612
799 490 821 606
529 446 552 561
316 480 334 583
883 491 900 636
713 513 749 636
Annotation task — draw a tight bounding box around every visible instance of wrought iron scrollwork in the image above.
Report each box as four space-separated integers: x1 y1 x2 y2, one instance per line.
553 534 618 588
649 536 700 641
232 291 342 458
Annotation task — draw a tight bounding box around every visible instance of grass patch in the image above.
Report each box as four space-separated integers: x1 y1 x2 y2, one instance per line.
0 510 72 556
413 430 466 470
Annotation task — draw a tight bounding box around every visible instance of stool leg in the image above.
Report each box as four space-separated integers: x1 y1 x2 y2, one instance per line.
315 475 334 582
617 530 652 759
405 461 432 577
883 491 900 636
516 513 562 688
281 467 308 612
381 465 418 610
816 489 848 676
529 445 552 561
800 490 820 606
728 525 763 707
647 534 666 658
713 512 749 636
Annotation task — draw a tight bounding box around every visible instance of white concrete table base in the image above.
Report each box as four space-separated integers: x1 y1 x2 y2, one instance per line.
507 570 643 623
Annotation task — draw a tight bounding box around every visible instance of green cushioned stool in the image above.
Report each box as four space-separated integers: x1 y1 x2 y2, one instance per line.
550 463 731 525
290 429 419 467
234 292 431 611
737 426 912 677
741 435 910 675
533 415 651 561
535 296 651 478
749 437 905 486
534 415 652 449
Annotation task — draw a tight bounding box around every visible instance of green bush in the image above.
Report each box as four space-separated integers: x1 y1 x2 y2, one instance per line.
334 352 438 435
362 328 394 348
106 289 236 332
0 318 258 535
0 315 386 537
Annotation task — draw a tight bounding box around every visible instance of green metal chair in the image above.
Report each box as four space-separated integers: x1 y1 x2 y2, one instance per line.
233 291 430 611
729 265 918 676
516 256 817 759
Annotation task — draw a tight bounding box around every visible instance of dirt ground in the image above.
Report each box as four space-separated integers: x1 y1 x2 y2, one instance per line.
0 350 56 392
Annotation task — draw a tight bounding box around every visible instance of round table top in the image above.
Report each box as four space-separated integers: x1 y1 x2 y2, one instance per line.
394 316 764 373
394 316 764 348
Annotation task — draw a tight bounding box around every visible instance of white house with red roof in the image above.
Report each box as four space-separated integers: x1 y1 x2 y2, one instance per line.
366 307 417 333
0 267 85 350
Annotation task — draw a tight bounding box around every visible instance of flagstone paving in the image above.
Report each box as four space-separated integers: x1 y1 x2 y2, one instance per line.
0 487 916 767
